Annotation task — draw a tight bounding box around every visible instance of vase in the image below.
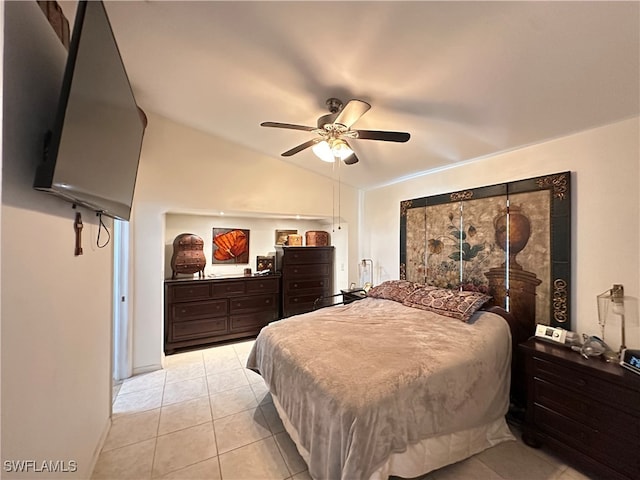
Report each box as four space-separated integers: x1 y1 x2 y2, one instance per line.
494 205 531 269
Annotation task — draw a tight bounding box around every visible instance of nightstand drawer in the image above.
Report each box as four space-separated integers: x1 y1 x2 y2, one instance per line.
534 378 639 443
534 405 638 477
532 356 637 412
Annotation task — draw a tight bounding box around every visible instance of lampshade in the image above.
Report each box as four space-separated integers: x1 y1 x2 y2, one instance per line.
359 258 373 291
312 138 354 163
597 284 627 361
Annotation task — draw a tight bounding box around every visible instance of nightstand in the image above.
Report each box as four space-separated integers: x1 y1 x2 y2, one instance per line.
520 338 640 480
340 288 367 304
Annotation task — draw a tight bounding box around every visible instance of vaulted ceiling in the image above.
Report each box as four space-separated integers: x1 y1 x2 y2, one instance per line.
62 1 640 189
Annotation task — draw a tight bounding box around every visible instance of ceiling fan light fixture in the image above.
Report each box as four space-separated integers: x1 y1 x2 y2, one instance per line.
312 141 335 162
330 138 354 161
312 138 354 163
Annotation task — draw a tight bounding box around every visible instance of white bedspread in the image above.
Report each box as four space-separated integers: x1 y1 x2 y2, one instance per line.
246 297 512 480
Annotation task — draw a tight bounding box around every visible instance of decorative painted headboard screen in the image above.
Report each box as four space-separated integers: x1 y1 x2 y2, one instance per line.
400 171 571 331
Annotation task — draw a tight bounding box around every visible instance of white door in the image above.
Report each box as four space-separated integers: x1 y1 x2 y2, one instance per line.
113 219 132 381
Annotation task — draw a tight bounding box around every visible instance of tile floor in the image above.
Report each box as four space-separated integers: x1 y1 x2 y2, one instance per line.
93 339 594 480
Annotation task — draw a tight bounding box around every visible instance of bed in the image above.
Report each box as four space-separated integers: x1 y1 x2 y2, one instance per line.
246 281 528 480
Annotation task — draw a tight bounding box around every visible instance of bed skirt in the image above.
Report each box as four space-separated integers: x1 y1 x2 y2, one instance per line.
271 393 515 479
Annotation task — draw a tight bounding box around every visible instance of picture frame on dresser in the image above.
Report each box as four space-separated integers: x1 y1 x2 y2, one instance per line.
275 229 297 246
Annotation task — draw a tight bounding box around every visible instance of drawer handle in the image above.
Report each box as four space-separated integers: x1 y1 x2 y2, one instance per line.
293 298 299 303
293 283 298 288
259 283 264 288
293 269 298 274
265 299 271 304
181 308 187 313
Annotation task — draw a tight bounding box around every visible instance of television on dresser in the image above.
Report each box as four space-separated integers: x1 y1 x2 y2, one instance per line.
33 0 145 221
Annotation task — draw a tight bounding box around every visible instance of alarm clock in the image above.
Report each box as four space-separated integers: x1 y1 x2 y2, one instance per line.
620 348 640 376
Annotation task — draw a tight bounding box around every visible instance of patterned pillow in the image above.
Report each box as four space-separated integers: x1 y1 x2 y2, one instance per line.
403 287 491 322
366 280 421 303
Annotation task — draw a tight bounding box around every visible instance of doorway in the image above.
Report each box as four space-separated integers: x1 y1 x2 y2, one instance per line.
113 219 132 382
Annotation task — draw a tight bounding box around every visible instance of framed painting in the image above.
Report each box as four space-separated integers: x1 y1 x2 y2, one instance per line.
212 228 250 264
400 171 571 330
275 229 297 246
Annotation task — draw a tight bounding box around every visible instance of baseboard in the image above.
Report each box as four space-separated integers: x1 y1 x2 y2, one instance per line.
132 363 163 376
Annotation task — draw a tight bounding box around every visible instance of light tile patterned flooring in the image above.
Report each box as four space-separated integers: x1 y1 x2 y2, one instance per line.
92 339 594 480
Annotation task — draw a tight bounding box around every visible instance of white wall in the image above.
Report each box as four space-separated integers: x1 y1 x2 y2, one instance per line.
165 214 336 279
362 117 640 349
1 2 111 477
131 114 359 372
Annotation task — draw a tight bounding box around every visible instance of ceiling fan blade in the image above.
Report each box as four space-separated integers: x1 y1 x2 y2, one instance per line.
342 140 359 165
334 100 371 128
281 138 322 157
261 122 315 132
355 130 411 142
343 152 359 165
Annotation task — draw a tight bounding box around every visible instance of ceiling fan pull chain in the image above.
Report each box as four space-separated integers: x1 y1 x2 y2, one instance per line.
332 160 336 232
337 159 342 230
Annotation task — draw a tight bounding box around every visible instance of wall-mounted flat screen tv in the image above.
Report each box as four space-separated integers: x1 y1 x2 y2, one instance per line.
34 0 145 221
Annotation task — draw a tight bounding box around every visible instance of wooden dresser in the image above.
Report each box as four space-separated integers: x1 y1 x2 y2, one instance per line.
164 275 280 354
275 246 334 318
520 339 640 479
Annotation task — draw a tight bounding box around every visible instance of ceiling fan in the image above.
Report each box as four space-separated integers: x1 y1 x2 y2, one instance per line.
260 98 410 165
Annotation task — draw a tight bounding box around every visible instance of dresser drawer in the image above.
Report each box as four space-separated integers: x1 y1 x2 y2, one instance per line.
245 278 279 294
170 283 210 302
230 311 278 333
212 281 246 297
171 317 228 341
283 264 331 278
230 294 277 313
532 356 637 413
172 299 227 321
534 378 639 443
284 249 332 265
285 278 329 293
285 291 325 307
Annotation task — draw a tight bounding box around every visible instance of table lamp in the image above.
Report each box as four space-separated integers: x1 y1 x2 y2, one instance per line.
597 284 627 361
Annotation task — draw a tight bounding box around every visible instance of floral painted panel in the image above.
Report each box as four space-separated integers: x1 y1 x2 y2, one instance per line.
405 206 427 282
507 190 551 325
423 196 507 293
400 172 571 330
